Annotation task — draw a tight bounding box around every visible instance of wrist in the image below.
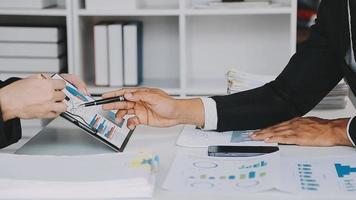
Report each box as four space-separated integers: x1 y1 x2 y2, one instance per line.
331 118 353 146
175 98 205 127
0 88 15 121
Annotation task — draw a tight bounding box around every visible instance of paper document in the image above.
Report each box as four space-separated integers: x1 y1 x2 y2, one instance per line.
0 153 159 199
279 156 356 196
226 69 349 109
163 151 280 193
176 125 277 148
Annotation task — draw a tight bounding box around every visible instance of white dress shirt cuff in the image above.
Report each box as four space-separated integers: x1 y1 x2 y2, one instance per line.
347 117 356 147
200 97 218 130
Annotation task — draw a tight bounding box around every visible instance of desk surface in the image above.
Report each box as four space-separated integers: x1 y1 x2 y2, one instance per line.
2 99 356 200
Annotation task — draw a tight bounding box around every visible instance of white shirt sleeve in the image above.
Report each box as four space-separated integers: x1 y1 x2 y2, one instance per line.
200 97 218 130
347 117 356 147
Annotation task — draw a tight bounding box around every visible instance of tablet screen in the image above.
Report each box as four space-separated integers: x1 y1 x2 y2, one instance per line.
52 74 133 151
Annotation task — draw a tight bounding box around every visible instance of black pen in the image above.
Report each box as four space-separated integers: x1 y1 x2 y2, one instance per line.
81 96 126 107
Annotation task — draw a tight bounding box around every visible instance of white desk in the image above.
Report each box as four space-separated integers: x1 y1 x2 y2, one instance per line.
2 98 356 200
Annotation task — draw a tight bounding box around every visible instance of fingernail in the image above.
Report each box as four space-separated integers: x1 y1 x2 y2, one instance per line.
264 138 270 142
116 118 122 123
250 134 256 138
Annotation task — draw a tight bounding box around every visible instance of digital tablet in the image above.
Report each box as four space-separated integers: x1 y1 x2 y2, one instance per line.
51 74 134 152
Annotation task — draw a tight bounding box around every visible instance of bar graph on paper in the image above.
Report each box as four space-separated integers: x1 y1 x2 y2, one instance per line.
281 157 356 195
163 152 280 193
335 163 356 192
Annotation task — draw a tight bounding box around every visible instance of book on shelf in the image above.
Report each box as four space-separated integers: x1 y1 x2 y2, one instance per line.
123 22 143 86
85 0 141 10
0 42 65 58
0 26 65 43
93 21 143 87
0 0 57 9
0 57 66 73
108 24 124 87
94 24 110 86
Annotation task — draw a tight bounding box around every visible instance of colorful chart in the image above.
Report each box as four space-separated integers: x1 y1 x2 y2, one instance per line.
238 161 268 169
89 114 117 140
66 85 88 102
163 152 279 193
186 158 271 190
335 163 356 192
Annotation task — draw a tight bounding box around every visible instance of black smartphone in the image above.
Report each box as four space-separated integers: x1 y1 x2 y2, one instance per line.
208 146 279 157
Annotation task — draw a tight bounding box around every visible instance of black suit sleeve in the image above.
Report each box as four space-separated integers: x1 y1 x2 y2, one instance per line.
0 77 22 148
211 0 344 132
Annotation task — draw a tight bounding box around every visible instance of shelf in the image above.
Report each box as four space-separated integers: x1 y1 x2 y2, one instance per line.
77 9 180 16
186 78 227 96
184 7 293 16
0 7 68 16
88 78 181 96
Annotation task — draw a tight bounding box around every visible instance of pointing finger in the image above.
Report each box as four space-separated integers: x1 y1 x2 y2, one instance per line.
102 101 135 110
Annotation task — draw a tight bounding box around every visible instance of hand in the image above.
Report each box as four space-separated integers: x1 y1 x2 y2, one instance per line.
36 73 89 95
59 74 89 95
102 88 205 130
0 78 67 121
250 117 352 147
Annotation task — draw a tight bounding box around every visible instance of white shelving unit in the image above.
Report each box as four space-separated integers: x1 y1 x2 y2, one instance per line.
0 0 74 78
0 0 72 127
73 0 297 96
0 0 297 97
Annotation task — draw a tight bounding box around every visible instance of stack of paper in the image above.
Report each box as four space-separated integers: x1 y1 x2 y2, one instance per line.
0 153 159 199
226 69 349 109
0 26 66 77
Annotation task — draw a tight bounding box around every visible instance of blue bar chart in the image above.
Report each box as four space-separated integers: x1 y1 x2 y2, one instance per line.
89 114 117 140
335 163 356 192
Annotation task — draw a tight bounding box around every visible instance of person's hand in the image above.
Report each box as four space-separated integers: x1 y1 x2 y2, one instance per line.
34 74 89 95
250 117 352 146
0 78 67 121
102 88 205 130
59 74 89 95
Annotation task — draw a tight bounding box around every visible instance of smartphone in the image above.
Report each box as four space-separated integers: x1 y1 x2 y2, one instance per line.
208 146 279 157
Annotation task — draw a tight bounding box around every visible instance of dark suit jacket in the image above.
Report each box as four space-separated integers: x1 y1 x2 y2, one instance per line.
0 78 21 148
212 0 356 143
